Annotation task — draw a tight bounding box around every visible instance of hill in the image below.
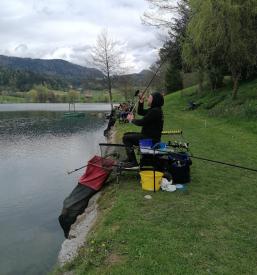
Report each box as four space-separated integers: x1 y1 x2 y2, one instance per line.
0 55 150 94
0 55 104 81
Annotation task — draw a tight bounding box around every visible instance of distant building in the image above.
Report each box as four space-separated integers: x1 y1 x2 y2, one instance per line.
84 91 93 101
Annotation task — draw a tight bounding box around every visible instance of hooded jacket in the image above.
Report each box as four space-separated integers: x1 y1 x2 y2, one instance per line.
132 92 164 142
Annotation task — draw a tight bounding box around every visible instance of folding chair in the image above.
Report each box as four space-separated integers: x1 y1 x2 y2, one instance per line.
99 143 139 184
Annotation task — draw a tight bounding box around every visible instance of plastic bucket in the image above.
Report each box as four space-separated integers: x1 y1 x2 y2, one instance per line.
139 139 153 149
139 171 163 191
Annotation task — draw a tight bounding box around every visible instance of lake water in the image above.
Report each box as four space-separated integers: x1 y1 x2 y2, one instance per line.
0 103 111 112
0 104 110 274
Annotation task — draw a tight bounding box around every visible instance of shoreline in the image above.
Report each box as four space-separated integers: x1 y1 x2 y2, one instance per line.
57 127 116 266
58 192 101 266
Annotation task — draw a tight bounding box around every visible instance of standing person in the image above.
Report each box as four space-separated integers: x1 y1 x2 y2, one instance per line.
122 92 164 168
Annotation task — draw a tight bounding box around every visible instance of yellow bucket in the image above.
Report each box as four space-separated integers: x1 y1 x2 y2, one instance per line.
139 171 163 191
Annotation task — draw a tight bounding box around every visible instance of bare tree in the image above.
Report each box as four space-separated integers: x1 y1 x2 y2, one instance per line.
91 29 125 110
142 0 177 29
142 0 189 39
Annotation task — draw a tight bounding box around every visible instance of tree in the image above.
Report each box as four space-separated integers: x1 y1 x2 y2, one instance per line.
143 0 183 29
148 62 167 92
116 75 133 102
67 90 79 104
35 85 48 103
143 1 190 93
183 0 257 99
160 39 184 93
165 60 183 93
91 29 125 109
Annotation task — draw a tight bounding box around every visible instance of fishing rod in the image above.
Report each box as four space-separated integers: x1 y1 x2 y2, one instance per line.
134 141 257 173
103 59 166 135
176 130 257 173
67 164 88 175
67 152 120 175
130 53 169 114
167 149 257 173
167 137 257 173
189 155 257 173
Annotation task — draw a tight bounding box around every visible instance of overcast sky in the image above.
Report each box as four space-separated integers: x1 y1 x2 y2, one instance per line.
0 0 164 73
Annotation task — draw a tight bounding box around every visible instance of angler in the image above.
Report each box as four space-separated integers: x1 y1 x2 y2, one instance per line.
122 91 164 168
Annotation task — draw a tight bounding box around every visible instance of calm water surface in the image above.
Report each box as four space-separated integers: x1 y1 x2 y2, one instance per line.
0 103 111 112
0 105 108 275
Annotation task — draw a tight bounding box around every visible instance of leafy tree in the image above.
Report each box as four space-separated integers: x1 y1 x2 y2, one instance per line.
35 85 48 102
160 40 184 93
67 90 80 103
47 91 56 103
27 89 37 102
165 61 183 93
144 1 190 93
183 0 257 98
147 62 167 92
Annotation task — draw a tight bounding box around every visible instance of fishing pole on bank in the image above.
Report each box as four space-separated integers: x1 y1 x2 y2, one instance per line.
67 148 257 176
180 133 257 173
189 155 257 173
154 145 257 173
67 152 120 175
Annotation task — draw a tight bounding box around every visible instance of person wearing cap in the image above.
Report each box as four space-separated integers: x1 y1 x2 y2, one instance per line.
122 92 164 168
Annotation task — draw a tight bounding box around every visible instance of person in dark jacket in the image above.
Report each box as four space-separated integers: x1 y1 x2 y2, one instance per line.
122 92 164 167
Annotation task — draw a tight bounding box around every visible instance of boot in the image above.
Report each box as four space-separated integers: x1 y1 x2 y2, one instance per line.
124 146 138 168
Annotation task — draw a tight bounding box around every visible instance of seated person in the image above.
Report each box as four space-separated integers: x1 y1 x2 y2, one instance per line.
122 92 164 168
118 103 129 122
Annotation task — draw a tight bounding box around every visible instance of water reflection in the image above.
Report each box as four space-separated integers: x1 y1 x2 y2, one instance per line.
0 111 107 275
0 111 105 138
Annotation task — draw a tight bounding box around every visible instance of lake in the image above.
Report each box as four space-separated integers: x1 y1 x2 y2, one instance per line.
0 104 110 275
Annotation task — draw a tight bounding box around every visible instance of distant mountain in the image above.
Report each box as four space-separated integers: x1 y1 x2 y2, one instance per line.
0 55 104 80
0 55 151 92
114 69 152 87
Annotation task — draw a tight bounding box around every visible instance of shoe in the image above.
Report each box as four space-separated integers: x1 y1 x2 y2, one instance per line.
122 162 139 169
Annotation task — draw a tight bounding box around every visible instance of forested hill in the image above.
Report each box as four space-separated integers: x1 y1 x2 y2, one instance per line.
0 55 152 94
0 55 104 80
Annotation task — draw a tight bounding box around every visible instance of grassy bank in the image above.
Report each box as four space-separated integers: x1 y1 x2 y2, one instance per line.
0 88 129 104
54 80 257 274
0 95 26 103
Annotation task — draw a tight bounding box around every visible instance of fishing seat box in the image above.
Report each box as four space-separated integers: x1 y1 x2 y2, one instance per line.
140 152 192 184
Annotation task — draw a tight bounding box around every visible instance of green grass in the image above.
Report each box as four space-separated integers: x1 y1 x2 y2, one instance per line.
0 95 26 103
87 89 125 103
53 79 257 275
180 79 257 128
0 88 130 103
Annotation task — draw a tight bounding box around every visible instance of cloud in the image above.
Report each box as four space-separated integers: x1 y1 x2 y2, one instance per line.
0 0 163 72
15 44 28 54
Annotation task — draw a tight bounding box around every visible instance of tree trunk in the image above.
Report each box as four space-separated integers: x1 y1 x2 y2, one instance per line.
198 69 204 94
232 73 240 100
107 73 113 110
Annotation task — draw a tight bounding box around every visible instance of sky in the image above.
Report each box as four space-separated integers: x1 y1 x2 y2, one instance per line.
0 0 164 73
